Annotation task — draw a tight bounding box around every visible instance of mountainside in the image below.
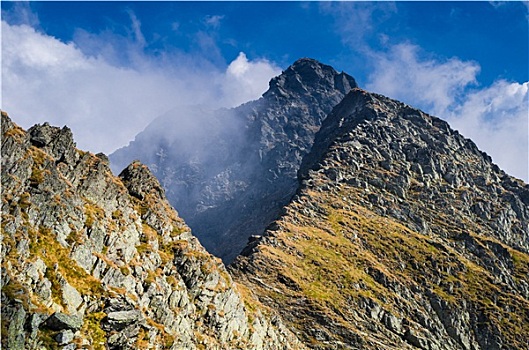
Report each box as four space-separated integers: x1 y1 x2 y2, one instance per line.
3 58 528 350
1 112 303 349
110 58 357 263
231 88 529 349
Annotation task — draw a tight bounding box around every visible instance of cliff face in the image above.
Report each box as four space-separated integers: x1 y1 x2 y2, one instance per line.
230 89 529 349
1 112 302 349
110 58 357 263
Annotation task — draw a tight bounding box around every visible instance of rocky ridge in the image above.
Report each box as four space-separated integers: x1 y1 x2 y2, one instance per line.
1 111 303 349
231 88 529 349
110 58 357 263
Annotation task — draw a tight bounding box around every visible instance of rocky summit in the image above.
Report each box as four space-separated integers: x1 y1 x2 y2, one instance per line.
1 111 302 349
2 57 529 350
110 58 357 263
231 88 529 349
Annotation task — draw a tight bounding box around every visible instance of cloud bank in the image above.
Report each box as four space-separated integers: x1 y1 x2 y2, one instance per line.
1 21 280 154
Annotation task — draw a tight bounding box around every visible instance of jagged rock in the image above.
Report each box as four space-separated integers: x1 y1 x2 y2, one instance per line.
119 160 166 201
7 304 26 350
102 310 142 331
44 313 83 331
28 121 78 165
27 313 47 336
1 112 304 349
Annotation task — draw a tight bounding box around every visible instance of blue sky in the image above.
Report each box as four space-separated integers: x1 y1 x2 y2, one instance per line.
1 1 528 181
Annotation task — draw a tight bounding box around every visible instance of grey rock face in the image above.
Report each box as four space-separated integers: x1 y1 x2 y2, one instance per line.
300 88 529 252
6 303 26 350
110 58 357 263
1 111 304 349
231 89 529 349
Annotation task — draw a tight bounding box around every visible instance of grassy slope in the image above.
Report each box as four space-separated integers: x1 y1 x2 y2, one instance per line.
232 176 529 349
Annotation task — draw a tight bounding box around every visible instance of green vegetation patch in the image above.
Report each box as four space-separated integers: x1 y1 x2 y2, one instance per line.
81 312 107 350
28 147 52 186
84 201 105 228
29 226 104 297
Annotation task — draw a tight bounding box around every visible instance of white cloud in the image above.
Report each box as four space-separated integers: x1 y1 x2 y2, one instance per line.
446 80 528 182
366 43 480 116
1 21 280 155
366 43 528 182
221 52 281 107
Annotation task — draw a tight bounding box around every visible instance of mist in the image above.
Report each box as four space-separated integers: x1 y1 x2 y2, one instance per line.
1 20 280 156
110 105 246 176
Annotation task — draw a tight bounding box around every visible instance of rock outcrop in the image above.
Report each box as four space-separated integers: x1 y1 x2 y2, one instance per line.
1 111 303 349
110 58 357 263
231 89 529 349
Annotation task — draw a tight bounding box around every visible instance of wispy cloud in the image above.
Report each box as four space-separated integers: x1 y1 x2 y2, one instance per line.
489 0 529 19
1 20 280 155
204 14 224 29
0 1 39 27
126 8 146 48
319 1 397 49
366 43 480 116
447 80 528 181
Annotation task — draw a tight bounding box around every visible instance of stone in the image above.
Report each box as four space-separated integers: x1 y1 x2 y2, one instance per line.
103 310 142 331
43 313 83 331
55 330 74 345
61 281 83 314
7 305 26 350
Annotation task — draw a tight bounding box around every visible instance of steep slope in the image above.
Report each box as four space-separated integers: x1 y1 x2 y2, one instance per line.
1 112 303 349
110 58 357 262
230 89 529 349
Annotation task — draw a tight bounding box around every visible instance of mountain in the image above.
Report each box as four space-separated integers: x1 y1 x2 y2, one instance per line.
110 58 357 263
0 112 302 349
230 88 529 349
3 58 528 350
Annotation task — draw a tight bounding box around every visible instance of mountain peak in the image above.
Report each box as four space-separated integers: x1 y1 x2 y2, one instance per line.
110 58 361 263
288 57 332 73
264 57 357 101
